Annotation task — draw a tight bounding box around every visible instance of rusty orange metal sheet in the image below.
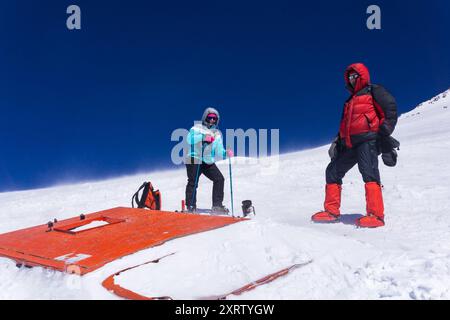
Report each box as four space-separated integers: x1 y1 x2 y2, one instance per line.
101 253 313 300
0 207 243 275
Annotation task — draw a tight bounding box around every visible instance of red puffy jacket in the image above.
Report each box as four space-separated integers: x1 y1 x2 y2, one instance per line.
339 63 397 148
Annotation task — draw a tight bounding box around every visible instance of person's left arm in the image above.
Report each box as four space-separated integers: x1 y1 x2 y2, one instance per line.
372 85 398 136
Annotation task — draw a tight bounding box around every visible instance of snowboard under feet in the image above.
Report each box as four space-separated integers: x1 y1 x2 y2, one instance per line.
181 208 231 216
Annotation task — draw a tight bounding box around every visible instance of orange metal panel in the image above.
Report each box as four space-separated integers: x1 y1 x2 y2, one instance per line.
0 207 243 275
102 253 175 300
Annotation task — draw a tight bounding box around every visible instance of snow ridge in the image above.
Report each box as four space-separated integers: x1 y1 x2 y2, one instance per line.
401 88 449 119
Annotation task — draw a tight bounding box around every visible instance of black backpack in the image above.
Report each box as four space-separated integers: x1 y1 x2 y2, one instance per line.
371 84 401 167
132 181 162 210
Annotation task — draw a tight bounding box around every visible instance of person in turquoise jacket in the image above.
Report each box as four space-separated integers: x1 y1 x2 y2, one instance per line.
185 107 233 214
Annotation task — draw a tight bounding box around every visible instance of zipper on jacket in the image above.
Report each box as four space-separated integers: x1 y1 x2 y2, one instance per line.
364 114 371 129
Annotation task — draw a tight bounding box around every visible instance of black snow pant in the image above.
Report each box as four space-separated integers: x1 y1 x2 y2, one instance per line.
185 160 225 208
326 140 381 185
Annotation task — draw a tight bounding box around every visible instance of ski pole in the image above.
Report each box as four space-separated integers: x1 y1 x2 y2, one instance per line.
228 155 234 216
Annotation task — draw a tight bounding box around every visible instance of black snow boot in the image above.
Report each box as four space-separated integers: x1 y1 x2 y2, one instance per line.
211 205 229 215
186 205 197 213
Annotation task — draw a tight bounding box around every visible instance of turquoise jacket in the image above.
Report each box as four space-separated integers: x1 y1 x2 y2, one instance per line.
187 124 227 164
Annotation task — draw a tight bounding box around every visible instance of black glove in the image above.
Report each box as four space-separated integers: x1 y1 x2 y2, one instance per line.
328 136 340 160
382 149 398 167
377 135 400 167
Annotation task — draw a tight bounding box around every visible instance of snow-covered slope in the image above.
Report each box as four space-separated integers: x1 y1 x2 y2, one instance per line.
0 89 449 300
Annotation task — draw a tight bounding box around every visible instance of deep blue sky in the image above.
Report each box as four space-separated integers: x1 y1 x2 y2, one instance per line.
1 0 449 191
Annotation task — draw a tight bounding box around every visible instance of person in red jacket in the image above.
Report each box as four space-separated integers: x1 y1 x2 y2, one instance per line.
312 63 398 228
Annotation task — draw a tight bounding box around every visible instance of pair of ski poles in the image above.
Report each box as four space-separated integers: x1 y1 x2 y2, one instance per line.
191 142 234 216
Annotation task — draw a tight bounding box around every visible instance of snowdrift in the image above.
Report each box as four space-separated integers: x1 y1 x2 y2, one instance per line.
0 88 449 299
